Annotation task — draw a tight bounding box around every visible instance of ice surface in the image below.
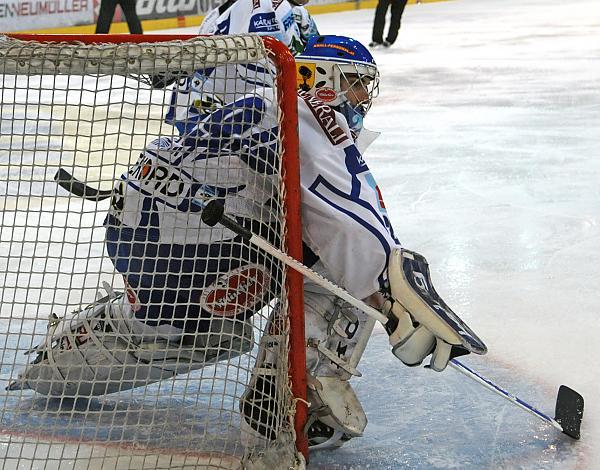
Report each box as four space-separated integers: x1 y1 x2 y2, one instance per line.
1 0 598 467
308 0 599 467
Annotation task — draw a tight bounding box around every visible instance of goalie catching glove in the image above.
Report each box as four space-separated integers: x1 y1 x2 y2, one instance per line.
382 248 487 371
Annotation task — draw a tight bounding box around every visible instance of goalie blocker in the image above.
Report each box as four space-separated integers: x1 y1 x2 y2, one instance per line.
383 248 487 371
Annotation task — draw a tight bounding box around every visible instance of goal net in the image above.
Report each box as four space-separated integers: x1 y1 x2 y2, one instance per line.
0 34 306 469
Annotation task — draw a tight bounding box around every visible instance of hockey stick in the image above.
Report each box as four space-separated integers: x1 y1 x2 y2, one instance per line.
200 199 584 440
54 168 114 201
449 359 583 439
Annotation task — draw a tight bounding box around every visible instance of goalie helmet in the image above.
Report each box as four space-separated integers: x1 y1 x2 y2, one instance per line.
296 35 380 134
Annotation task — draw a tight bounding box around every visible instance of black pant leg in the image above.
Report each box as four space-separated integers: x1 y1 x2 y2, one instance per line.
119 0 143 34
95 0 119 33
372 0 391 43
386 0 408 44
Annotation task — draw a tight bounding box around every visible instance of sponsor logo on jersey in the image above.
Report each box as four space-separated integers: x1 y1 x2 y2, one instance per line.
249 12 280 33
129 154 187 199
282 10 294 30
315 87 337 102
374 183 386 209
200 264 270 317
299 91 349 146
343 144 368 175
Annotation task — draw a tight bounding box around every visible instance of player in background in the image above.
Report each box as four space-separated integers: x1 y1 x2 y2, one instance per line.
8 36 485 450
161 0 320 138
198 0 319 52
290 0 319 45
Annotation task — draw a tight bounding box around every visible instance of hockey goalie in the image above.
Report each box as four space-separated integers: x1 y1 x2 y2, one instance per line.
8 35 486 450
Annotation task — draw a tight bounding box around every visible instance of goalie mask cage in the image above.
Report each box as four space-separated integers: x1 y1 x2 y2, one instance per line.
0 34 307 469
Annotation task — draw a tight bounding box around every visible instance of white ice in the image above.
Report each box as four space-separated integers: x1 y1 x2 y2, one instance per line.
310 0 599 467
1 0 598 467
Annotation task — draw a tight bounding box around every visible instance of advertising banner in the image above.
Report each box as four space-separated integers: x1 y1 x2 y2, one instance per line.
137 0 204 20
0 0 94 31
2 0 358 32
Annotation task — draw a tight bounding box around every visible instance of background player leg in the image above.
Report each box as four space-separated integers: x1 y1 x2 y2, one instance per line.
385 0 408 46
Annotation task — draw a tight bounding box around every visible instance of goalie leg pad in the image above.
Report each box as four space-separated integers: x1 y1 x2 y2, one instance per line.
303 277 375 380
240 300 371 448
8 293 253 396
241 267 374 449
240 303 290 446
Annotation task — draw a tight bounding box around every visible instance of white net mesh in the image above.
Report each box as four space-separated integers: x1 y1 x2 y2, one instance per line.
0 35 303 469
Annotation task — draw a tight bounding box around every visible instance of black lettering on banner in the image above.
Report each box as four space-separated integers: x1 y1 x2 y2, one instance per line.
137 0 199 19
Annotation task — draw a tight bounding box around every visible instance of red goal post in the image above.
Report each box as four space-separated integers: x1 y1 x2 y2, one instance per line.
0 33 308 467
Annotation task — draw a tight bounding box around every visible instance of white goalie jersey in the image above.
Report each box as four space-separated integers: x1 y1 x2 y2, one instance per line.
110 87 400 300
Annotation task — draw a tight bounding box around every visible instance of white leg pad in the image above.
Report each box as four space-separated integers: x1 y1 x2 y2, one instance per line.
304 274 375 380
9 293 253 396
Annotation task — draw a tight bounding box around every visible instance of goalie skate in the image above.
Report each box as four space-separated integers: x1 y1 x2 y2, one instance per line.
7 288 254 397
387 248 487 355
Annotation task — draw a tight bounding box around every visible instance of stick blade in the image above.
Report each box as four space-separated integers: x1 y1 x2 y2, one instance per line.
54 168 113 201
555 385 584 439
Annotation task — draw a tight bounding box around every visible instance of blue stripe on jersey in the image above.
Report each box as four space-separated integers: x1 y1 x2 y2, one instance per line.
343 145 368 198
308 175 393 289
216 14 231 34
237 77 274 88
239 62 269 75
